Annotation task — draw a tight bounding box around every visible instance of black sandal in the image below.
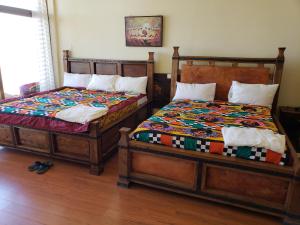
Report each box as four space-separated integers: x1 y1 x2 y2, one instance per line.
36 161 54 174
28 161 42 172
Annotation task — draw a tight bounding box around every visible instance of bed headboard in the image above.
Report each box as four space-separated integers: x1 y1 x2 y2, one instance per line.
63 50 154 102
170 47 285 109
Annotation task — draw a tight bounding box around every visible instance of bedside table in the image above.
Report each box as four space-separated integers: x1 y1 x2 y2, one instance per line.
279 106 300 153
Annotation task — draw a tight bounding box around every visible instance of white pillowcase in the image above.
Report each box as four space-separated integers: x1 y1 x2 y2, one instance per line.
173 82 216 101
63 72 92 88
115 76 148 94
228 81 279 107
87 75 120 92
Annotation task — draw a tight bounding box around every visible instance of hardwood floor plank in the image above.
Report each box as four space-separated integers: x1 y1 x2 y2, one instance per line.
0 148 281 225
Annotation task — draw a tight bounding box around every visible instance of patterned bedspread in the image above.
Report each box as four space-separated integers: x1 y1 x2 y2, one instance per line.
132 100 288 165
0 88 144 133
0 88 135 117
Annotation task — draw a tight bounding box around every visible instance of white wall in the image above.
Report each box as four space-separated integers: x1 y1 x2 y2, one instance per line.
50 0 300 106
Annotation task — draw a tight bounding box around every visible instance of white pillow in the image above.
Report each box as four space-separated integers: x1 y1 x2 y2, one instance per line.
173 82 216 101
63 72 92 88
87 75 120 92
115 76 148 94
228 81 279 107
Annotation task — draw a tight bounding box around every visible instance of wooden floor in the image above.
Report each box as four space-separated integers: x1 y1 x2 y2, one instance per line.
0 147 281 225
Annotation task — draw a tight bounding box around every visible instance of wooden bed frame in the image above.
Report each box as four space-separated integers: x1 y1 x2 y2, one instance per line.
118 47 300 225
0 50 154 175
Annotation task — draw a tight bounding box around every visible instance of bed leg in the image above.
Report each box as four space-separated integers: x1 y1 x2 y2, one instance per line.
283 168 300 225
118 176 131 188
117 127 131 188
89 163 104 175
88 133 103 176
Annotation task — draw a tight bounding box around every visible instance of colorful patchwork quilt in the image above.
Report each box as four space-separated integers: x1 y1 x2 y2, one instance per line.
0 88 143 133
0 88 135 118
132 100 288 165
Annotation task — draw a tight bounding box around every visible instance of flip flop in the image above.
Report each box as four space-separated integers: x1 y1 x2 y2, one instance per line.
44 161 54 168
28 161 42 172
36 161 53 174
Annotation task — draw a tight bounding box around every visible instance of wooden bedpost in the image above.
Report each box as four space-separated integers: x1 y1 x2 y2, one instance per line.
272 47 286 111
171 46 180 100
63 50 71 73
89 139 104 175
284 160 300 225
89 121 103 175
147 52 154 102
147 52 154 115
117 127 131 188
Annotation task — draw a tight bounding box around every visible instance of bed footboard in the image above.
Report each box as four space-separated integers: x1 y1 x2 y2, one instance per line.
0 123 105 175
118 127 300 225
0 102 148 175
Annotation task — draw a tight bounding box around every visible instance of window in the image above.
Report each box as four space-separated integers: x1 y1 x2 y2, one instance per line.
0 0 55 98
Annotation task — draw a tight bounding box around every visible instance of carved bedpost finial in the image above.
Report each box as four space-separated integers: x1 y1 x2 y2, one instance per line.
148 52 154 62
63 50 70 60
173 46 179 58
277 47 286 62
119 127 131 148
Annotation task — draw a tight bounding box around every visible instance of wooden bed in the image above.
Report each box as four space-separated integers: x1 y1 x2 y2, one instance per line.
0 50 154 175
118 47 300 225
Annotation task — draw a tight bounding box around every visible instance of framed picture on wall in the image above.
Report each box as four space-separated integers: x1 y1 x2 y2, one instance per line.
125 16 163 47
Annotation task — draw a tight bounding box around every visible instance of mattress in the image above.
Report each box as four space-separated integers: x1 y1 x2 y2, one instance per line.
0 87 146 133
132 100 288 165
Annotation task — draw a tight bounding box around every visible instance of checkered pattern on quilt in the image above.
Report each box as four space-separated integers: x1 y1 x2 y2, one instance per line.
133 132 287 166
279 153 287 166
172 136 185 149
250 147 267 162
148 133 161 144
223 146 238 157
196 139 210 153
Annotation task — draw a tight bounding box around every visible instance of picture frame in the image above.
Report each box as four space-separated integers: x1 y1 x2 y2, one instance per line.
125 16 163 47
